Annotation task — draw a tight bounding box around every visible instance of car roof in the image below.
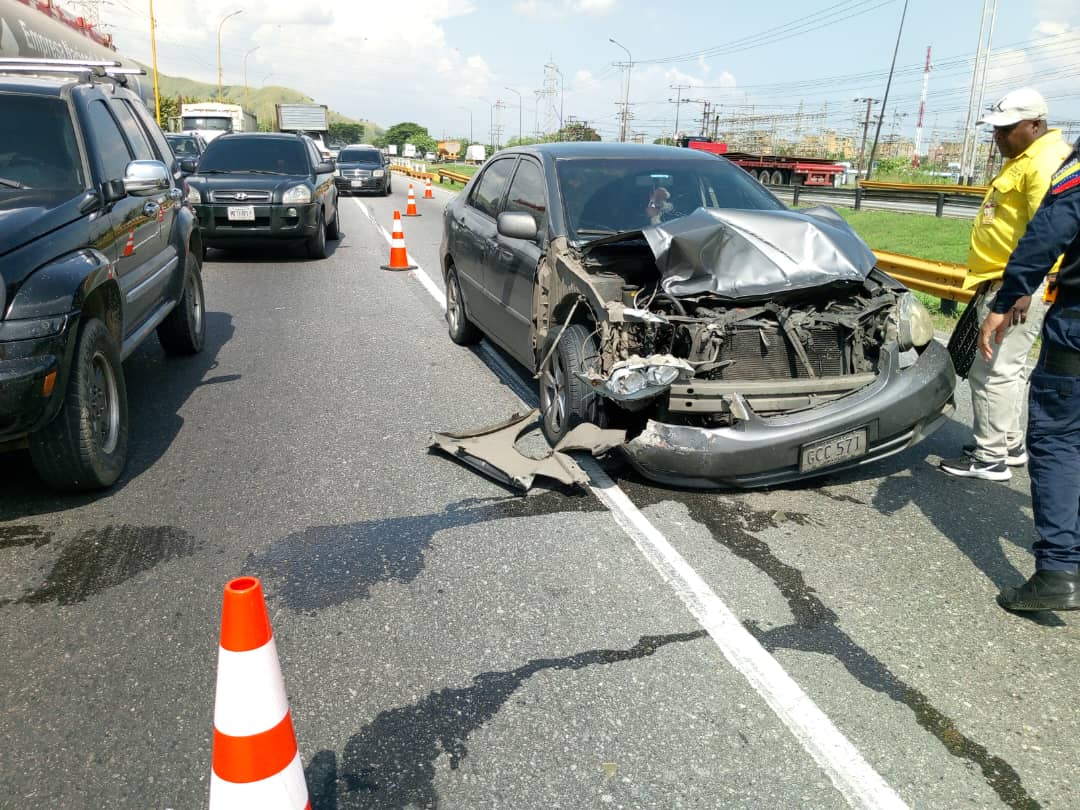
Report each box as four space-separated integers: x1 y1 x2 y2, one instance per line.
498 141 719 162
0 74 73 96
210 132 304 142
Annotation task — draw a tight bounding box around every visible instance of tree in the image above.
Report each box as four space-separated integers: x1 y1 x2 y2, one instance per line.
377 122 433 153
328 122 366 145
653 136 675 146
556 122 601 142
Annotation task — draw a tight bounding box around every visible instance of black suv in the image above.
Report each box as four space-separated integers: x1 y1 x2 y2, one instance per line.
185 132 340 259
0 60 205 491
334 145 391 196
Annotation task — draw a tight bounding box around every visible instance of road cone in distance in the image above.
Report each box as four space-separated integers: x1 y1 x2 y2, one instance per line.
209 577 310 810
381 210 417 272
424 177 434 199
405 183 420 216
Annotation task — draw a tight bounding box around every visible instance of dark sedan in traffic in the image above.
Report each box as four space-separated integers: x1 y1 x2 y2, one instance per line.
165 132 207 178
184 132 339 259
334 145 391 196
439 142 956 488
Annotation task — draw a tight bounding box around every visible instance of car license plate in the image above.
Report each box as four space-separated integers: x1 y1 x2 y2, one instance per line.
799 428 867 472
350 180 363 187
227 205 255 221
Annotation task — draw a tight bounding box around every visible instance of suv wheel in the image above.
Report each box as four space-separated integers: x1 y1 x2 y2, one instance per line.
381 178 390 197
538 323 602 445
307 208 327 259
156 252 206 355
446 267 481 345
326 205 341 240
29 318 128 491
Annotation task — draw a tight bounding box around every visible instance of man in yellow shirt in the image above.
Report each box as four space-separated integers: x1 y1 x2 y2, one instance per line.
941 88 1072 481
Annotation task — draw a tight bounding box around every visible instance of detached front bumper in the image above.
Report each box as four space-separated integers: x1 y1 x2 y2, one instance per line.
0 314 76 443
622 341 957 489
192 202 320 242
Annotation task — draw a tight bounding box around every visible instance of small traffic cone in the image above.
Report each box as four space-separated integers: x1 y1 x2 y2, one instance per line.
423 177 434 199
381 210 417 272
405 183 420 216
209 577 310 810
122 230 135 257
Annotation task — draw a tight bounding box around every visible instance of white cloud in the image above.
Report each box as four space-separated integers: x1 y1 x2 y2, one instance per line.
513 0 616 19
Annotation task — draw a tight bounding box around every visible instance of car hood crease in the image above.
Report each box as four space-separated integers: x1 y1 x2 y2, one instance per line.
0 190 89 265
642 206 876 300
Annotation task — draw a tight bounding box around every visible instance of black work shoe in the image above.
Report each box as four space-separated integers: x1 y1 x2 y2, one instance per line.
962 443 1028 466
939 456 1011 481
997 570 1080 612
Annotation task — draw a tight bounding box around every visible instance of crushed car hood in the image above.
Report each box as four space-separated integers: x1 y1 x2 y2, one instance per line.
583 206 876 300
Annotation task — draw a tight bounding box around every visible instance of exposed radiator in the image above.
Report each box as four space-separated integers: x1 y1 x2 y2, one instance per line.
718 324 846 380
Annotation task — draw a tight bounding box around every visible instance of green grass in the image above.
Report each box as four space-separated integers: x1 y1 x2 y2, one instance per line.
830 209 970 265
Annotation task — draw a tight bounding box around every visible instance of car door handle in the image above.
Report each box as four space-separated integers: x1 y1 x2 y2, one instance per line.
496 248 514 262
143 201 160 218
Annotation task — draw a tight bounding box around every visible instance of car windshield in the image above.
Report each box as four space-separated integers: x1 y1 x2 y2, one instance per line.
338 149 382 164
198 137 308 175
182 116 231 131
555 156 786 241
166 136 201 156
0 94 84 192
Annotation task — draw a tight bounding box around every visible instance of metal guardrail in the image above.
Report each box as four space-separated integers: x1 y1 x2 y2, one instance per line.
872 250 971 303
437 169 471 185
768 183 981 218
859 179 989 196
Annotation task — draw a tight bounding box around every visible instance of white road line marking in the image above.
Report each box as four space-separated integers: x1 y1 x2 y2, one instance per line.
352 195 908 809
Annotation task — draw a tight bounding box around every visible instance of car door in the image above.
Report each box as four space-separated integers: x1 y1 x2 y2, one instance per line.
307 139 336 224
486 157 548 364
82 99 163 334
453 156 517 332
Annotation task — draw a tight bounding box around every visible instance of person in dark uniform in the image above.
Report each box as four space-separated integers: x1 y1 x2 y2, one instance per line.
979 140 1080 612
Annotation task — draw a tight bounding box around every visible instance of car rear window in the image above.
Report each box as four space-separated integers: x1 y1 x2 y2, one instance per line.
0 94 84 191
338 149 382 163
555 156 785 241
167 136 201 156
198 137 308 175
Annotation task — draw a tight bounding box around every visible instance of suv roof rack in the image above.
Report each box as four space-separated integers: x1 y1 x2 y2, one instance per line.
0 57 145 87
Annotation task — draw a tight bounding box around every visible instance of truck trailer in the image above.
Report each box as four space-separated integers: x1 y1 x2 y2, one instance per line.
274 103 331 157
679 137 845 187
180 102 257 143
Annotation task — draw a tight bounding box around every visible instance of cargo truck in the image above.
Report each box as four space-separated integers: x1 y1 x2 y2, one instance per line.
180 102 257 143
678 137 844 187
274 102 331 157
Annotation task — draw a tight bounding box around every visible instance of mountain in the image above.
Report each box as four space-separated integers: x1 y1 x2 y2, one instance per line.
147 67 382 137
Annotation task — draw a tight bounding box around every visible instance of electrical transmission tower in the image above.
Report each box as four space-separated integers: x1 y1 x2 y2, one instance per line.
541 61 562 137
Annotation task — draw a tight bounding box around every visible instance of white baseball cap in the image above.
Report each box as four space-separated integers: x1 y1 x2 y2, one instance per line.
978 87 1048 127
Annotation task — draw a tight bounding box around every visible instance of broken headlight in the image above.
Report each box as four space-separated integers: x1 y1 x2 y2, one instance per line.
593 355 695 402
646 365 681 386
898 293 934 350
609 367 648 396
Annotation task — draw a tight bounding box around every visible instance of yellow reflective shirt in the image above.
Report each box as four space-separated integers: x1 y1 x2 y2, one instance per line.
964 128 1072 288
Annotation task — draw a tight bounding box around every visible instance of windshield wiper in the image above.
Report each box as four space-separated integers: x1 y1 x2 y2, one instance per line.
0 177 27 189
199 169 235 174
575 228 618 236
240 169 293 175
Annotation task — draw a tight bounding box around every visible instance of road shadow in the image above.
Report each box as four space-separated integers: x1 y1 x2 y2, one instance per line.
0 310 235 519
206 233 345 264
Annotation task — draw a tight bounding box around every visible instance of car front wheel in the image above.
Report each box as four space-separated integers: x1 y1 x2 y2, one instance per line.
307 209 327 259
156 252 206 355
539 322 601 445
29 318 129 491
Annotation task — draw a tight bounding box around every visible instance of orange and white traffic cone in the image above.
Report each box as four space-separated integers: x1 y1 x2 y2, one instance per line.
405 183 420 216
423 177 434 199
122 230 135 257
209 577 310 810
381 210 417 272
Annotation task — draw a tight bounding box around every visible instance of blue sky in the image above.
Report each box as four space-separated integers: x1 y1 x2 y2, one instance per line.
91 0 1079 146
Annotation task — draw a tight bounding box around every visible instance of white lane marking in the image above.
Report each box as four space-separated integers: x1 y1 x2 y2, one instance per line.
351 195 908 809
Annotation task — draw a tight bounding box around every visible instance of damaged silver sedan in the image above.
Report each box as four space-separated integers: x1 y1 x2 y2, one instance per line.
439 143 956 488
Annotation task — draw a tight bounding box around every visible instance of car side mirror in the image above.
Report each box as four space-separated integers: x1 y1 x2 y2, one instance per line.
497 211 539 241
179 158 198 174
317 160 336 173
123 160 169 197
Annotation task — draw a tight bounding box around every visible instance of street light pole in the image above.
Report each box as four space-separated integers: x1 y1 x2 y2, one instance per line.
217 10 242 103
505 87 522 144
609 38 632 142
243 46 259 111
147 0 161 124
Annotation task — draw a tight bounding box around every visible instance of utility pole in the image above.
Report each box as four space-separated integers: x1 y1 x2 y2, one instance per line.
217 10 242 103
865 0 909 181
493 100 507 150
669 84 690 145
610 38 632 142
960 0 999 183
853 97 880 178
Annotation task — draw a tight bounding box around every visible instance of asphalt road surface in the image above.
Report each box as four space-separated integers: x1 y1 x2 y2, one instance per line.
0 179 1076 810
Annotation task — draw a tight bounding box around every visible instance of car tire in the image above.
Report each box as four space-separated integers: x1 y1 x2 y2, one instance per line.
446 267 481 345
156 252 206 356
326 204 341 240
28 318 128 491
539 322 601 445
307 208 327 259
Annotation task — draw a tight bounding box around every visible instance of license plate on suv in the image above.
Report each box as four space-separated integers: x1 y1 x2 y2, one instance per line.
350 180 364 187
227 205 255 221
799 428 867 472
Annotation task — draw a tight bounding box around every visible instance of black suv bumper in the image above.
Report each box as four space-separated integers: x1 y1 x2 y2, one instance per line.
334 176 386 193
193 202 320 243
0 314 77 442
